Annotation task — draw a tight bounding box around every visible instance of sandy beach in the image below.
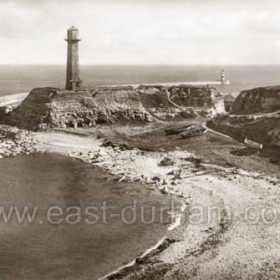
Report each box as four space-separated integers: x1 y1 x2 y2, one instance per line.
0 121 280 279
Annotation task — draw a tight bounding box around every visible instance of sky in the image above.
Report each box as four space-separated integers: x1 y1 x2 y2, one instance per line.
1 0 280 65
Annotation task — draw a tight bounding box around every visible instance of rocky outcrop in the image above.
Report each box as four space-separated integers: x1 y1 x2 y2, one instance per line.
2 85 220 130
232 86 280 114
269 129 280 147
208 85 280 148
168 85 220 108
4 87 151 130
0 125 35 158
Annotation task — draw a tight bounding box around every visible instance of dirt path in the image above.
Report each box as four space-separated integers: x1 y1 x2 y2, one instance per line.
203 121 233 140
229 109 280 119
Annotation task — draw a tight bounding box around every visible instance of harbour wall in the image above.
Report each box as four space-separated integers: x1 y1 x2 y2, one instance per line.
108 81 228 88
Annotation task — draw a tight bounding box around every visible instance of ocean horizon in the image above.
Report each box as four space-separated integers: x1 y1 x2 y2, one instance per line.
1 64 280 97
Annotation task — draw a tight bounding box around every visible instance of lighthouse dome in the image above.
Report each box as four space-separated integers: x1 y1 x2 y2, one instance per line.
66 26 80 41
68 26 78 30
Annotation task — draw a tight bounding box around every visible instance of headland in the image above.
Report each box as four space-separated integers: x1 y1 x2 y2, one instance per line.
0 26 280 280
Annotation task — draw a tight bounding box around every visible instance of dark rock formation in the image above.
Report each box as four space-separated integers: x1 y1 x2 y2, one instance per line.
138 85 175 108
168 85 220 108
208 86 280 148
4 87 151 130
208 113 280 148
3 85 220 130
0 107 11 119
232 86 280 115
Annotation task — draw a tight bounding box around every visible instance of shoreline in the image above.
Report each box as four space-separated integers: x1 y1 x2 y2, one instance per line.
0 124 191 280
99 202 187 280
1 124 280 279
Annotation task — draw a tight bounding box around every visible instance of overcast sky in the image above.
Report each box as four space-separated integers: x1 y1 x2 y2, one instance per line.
1 0 280 65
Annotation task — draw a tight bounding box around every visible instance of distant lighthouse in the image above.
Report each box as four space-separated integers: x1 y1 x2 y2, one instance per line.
220 69 230 85
65 26 83 91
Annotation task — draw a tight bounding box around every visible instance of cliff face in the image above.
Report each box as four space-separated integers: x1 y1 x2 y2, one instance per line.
208 114 280 147
232 86 280 114
5 87 151 130
168 85 219 108
269 128 280 147
208 111 280 150
207 86 280 148
3 85 220 130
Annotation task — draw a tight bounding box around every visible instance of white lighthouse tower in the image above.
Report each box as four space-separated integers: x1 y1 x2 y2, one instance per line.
220 69 230 85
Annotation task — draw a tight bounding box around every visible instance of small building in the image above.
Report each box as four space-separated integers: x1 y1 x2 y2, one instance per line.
224 93 235 112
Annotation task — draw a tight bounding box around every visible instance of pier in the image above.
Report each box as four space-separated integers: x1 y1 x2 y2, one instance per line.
106 80 229 89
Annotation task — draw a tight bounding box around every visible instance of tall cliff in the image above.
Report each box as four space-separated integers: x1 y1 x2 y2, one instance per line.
232 86 280 114
3 85 220 130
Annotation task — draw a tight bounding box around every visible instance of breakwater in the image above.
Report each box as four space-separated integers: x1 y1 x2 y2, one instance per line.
108 81 229 88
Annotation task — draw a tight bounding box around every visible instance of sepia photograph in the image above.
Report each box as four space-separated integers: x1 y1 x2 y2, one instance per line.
0 0 280 279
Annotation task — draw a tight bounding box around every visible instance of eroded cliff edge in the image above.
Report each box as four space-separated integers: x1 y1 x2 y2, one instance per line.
208 86 280 149
232 86 280 114
2 85 221 130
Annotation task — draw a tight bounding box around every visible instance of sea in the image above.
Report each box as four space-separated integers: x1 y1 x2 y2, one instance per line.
0 153 179 280
1 64 280 97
